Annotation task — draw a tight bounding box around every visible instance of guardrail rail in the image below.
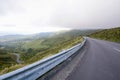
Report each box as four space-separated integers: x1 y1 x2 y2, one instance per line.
0 38 86 80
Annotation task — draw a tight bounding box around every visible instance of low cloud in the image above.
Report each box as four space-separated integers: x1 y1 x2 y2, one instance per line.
0 0 120 35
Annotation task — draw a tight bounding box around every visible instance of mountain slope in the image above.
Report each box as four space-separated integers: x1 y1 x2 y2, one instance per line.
89 27 120 42
0 30 82 74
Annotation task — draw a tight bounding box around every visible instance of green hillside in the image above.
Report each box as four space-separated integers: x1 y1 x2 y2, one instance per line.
89 27 120 42
27 36 83 63
22 30 81 49
0 49 17 71
0 30 83 74
20 30 84 61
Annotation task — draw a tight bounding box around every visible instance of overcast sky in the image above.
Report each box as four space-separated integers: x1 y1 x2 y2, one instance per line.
0 0 120 35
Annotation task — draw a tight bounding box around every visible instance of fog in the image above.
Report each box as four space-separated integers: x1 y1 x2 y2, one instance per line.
0 0 120 35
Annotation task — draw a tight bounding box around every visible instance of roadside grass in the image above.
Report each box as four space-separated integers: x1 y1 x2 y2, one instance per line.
0 64 26 75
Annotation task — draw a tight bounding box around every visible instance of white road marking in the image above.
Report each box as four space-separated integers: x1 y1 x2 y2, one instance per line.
113 48 120 53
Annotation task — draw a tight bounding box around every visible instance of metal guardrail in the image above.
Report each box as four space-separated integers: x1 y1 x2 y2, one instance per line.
0 38 86 80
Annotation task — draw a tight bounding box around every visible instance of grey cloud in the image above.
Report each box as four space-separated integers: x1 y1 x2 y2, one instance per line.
0 0 120 30
49 0 120 29
0 0 24 15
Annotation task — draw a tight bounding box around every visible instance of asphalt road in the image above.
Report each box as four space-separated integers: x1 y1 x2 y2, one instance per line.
66 38 120 80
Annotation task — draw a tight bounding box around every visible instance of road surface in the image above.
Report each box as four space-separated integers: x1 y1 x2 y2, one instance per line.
66 37 120 80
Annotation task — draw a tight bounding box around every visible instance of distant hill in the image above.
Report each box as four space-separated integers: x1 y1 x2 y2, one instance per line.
33 32 55 38
0 32 55 43
0 29 98 47
89 27 120 42
0 32 55 47
0 35 26 42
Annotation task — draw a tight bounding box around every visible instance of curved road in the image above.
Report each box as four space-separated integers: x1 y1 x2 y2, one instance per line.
66 37 120 80
13 53 22 63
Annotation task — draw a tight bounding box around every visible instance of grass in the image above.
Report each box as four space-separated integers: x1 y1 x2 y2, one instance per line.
0 64 26 75
27 36 83 63
0 53 17 71
89 27 120 42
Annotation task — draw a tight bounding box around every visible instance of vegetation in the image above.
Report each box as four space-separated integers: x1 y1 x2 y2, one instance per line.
89 27 120 42
0 30 89 74
0 49 17 72
27 36 83 63
0 64 26 75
